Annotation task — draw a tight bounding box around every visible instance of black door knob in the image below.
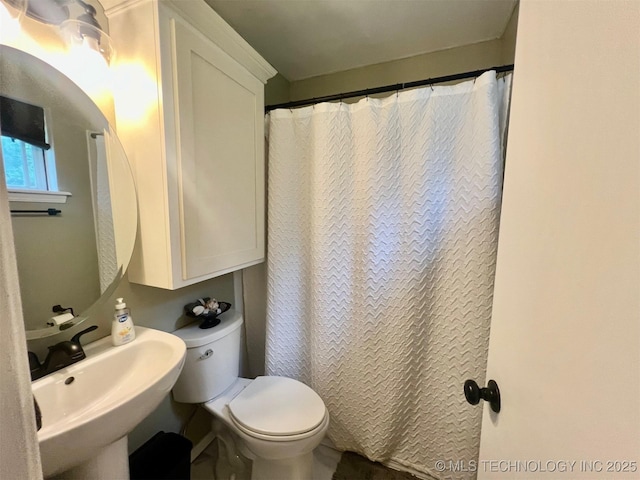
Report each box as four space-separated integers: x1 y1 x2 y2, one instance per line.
464 379 501 413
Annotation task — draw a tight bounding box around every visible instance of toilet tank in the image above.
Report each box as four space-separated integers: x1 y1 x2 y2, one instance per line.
171 310 243 403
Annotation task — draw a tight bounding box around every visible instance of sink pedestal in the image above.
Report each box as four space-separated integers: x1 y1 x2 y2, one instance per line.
48 437 129 480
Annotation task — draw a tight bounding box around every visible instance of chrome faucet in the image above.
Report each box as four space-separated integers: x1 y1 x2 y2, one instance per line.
29 325 98 381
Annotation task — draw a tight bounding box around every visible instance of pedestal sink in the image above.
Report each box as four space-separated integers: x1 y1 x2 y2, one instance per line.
32 327 186 479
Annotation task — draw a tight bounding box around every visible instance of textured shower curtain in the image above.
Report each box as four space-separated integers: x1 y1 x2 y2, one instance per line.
266 72 511 479
89 132 117 294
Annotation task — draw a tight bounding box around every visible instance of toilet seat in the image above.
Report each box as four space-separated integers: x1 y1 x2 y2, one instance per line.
227 376 326 439
229 408 329 442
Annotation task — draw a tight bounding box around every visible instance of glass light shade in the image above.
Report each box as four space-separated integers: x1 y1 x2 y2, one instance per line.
59 20 115 104
0 0 26 43
59 19 114 66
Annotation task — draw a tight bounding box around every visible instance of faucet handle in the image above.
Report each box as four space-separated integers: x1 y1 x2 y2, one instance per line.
71 325 98 346
28 351 41 372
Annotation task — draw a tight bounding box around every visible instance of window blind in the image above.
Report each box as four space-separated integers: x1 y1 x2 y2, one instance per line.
0 96 50 150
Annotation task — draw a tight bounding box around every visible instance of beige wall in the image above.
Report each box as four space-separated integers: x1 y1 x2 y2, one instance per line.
265 73 291 105
290 38 501 100
264 4 518 107
289 5 518 101
500 2 519 65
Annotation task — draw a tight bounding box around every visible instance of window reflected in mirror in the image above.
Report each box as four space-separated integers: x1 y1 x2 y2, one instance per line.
1 95 59 193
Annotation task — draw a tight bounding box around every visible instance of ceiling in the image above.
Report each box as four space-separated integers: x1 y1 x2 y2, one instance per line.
205 0 517 82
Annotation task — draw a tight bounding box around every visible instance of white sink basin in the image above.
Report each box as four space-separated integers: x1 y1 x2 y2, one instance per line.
32 327 186 478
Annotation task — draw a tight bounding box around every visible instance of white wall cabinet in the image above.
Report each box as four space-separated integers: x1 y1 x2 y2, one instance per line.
104 0 276 289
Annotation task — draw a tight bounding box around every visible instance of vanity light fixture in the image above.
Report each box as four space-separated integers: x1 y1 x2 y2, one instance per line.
57 1 114 101
9 0 114 65
60 17 113 66
58 15 114 102
59 1 113 66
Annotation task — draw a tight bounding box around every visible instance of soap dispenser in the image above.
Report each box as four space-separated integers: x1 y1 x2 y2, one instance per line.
112 297 136 346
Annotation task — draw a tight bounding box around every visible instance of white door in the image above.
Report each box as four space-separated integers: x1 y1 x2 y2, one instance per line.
476 1 640 478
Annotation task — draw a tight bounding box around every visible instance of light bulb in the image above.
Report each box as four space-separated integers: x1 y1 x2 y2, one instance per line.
60 19 113 65
0 0 26 44
59 19 114 102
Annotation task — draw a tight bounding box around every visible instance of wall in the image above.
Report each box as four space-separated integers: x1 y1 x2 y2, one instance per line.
289 4 518 101
290 38 499 101
263 3 519 106
265 73 291 105
500 2 518 65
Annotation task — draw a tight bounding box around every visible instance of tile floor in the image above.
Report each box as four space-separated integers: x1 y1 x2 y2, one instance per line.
191 441 342 480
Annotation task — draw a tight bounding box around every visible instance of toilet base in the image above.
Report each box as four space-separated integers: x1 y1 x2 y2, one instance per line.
213 420 252 479
212 418 317 480
251 452 313 480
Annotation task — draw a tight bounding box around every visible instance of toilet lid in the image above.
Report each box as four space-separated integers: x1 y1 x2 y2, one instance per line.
228 376 326 436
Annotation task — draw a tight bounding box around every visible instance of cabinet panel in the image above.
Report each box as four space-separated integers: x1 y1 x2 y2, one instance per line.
106 0 275 289
172 20 265 281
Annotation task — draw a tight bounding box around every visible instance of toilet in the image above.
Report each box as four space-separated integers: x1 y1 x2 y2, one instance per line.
172 310 329 480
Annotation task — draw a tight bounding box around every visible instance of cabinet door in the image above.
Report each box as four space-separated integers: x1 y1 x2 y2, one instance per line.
172 19 265 281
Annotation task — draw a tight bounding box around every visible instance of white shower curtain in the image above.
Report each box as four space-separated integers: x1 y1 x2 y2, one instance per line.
87 131 117 294
266 71 511 479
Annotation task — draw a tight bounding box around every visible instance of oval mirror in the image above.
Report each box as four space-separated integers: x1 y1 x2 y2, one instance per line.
0 45 137 339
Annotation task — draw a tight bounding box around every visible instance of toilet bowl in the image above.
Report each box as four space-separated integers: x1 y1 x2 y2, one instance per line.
172 311 329 480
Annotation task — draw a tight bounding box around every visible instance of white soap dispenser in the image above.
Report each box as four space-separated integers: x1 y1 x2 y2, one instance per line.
112 297 136 346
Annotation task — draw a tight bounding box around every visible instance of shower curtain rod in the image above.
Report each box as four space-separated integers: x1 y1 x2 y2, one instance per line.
265 64 514 112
